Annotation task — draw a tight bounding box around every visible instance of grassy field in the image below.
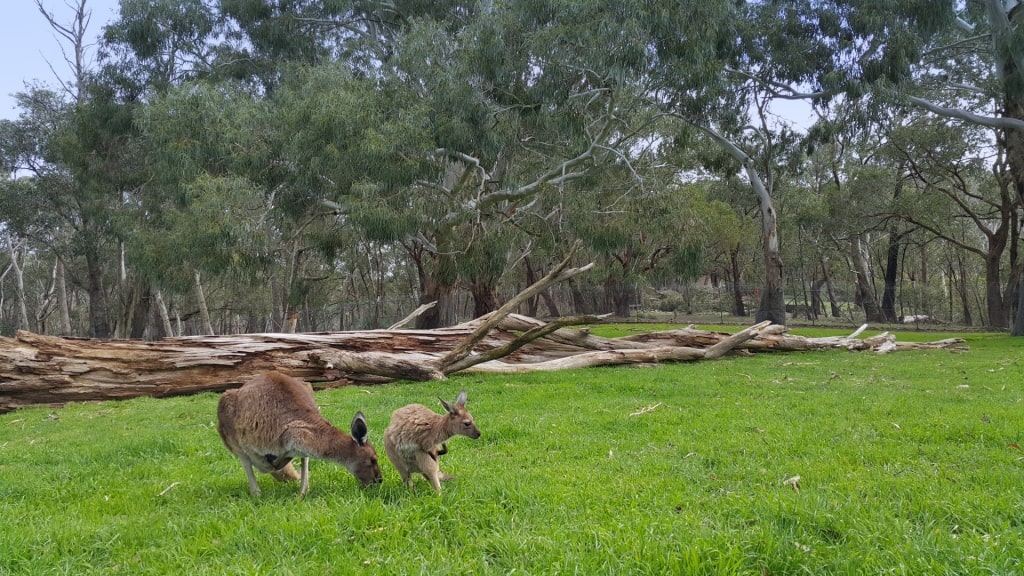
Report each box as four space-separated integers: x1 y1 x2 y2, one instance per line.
1 326 1022 575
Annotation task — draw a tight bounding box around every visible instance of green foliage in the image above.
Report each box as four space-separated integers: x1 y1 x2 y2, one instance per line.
569 180 736 287
10 0 1022 334
1 330 1022 573
349 202 423 244
270 63 437 208
131 174 268 293
101 0 216 90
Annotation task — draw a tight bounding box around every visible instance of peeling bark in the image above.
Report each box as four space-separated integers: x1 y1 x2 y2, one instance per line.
0 317 966 413
0 240 966 413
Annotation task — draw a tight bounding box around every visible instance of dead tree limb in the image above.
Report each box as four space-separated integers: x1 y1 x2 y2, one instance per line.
0 314 967 413
388 302 437 330
444 313 612 374
439 240 593 372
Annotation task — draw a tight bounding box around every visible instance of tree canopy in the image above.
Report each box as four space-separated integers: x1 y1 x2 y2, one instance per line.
2 0 1023 337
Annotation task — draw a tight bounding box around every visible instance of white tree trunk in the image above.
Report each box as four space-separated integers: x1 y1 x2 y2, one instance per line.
3 233 30 331
155 290 175 337
194 271 215 335
55 257 72 335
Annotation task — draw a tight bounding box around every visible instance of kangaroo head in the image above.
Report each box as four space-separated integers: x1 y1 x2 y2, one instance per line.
348 411 383 486
439 390 481 440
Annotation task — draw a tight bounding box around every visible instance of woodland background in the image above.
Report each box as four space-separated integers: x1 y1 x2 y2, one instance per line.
3 0 1024 339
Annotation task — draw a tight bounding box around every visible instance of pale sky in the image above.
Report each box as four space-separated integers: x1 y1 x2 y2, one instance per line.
0 0 120 120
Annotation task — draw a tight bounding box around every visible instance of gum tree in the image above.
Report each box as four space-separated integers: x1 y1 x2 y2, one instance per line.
754 1 1024 331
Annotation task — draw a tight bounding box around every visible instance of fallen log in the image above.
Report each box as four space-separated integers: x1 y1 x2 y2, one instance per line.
0 317 966 413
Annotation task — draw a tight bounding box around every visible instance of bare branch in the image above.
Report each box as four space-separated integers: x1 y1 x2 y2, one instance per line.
468 91 616 210
439 241 595 372
443 313 612 374
724 67 838 100
907 95 1024 131
955 16 975 33
34 0 91 101
388 302 437 330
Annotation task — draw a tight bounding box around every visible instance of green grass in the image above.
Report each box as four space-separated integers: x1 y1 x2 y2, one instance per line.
2 327 1023 574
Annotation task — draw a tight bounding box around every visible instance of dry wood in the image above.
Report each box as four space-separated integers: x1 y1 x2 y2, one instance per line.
0 315 967 413
438 240 592 371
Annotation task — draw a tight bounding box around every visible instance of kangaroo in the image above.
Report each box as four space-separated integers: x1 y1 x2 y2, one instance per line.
216 371 382 496
383 390 481 491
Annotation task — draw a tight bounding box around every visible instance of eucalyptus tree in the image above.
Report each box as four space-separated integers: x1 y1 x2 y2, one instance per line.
760 0 1024 331
791 135 867 320
100 1 425 330
1 82 144 338
882 117 1015 327
0 92 68 333
702 179 759 317
786 0 1024 329
557 162 716 317
0 219 31 332
527 0 819 325
99 0 272 335
780 167 837 321
4 0 221 337
800 102 900 324
133 80 278 334
100 0 218 92
0 0 104 336
209 2 649 328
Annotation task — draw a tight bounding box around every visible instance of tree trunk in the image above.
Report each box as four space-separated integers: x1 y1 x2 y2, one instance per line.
881 227 901 323
820 258 842 317
752 178 785 326
540 290 561 318
85 246 111 338
984 253 1006 328
1014 284 1024 336
604 276 635 318
407 240 457 330
569 279 593 315
194 271 214 335
729 247 747 316
955 254 973 326
524 258 540 317
524 257 561 317
285 310 299 333
155 290 175 338
469 281 500 319
4 235 30 331
0 317 966 414
1006 211 1021 328
55 257 72 336
849 234 885 323
416 279 454 329
755 223 785 325
810 278 825 318
1004 74 1024 333
128 282 151 339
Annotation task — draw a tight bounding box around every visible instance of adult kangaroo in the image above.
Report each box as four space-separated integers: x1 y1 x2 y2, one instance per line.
217 371 382 496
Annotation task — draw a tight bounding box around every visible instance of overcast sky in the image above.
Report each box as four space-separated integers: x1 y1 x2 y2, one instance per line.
0 0 120 120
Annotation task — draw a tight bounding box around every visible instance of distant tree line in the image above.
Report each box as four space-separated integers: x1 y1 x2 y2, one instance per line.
2 0 1023 338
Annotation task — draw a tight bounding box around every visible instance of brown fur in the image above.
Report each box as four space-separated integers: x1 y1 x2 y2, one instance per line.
216 371 382 496
383 390 480 491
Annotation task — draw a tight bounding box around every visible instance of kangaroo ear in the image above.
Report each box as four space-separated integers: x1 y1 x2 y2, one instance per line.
455 390 468 407
351 411 369 445
439 397 456 414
